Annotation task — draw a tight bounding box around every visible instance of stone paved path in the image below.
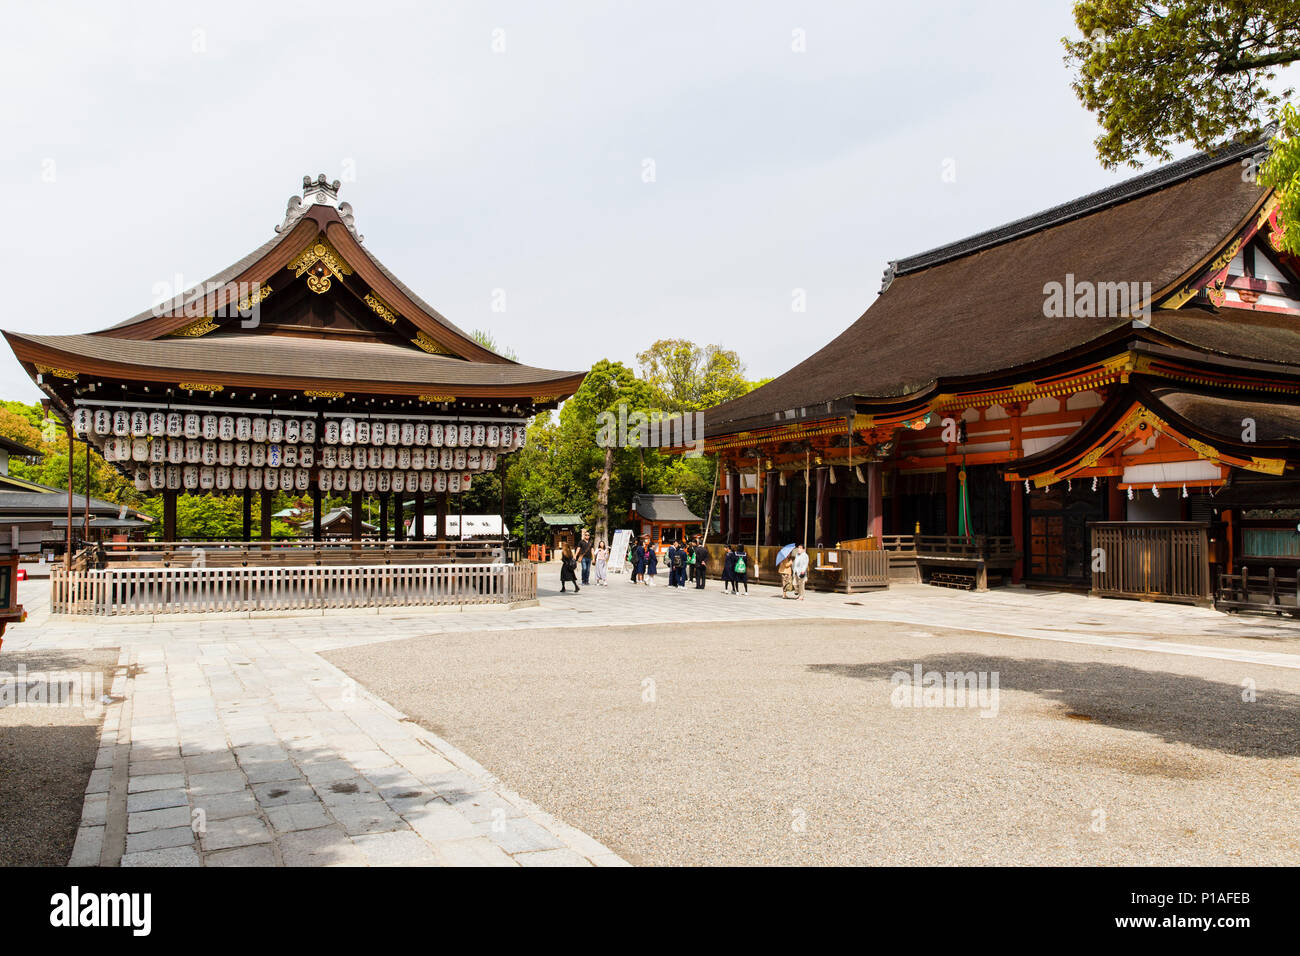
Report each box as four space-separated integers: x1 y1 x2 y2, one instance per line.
8 569 1299 866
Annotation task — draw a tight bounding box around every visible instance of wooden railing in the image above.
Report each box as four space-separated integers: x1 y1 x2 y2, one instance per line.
699 544 888 592
50 562 537 616
93 539 507 568
1089 522 1210 605
1214 567 1300 617
915 535 1017 560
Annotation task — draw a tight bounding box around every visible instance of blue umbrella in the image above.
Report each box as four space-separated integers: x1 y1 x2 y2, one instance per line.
774 543 797 567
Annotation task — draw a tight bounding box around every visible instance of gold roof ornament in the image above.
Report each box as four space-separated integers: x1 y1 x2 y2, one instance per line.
412 331 454 355
363 292 398 324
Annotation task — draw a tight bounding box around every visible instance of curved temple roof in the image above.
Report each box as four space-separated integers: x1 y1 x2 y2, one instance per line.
705 139 1275 437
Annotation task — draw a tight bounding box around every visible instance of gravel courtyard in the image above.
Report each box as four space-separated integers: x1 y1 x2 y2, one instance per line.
326 618 1300 866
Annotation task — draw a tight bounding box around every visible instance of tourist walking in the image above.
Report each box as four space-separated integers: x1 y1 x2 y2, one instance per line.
594 540 608 586
732 544 749 595
722 545 735 594
578 530 593 585
792 544 809 601
645 540 658 586
631 536 645 584
560 542 580 593
694 539 709 589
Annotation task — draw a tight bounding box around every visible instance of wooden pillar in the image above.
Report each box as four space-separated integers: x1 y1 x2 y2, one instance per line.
726 470 741 544
413 490 426 541
394 495 405 541
311 486 323 542
945 463 959 537
379 494 389 542
163 491 178 543
350 491 363 542
242 490 252 541
889 469 902 535
815 467 830 548
867 461 883 545
764 471 779 546
260 490 272 541
1107 475 1125 521
1010 478 1025 584
436 491 448 542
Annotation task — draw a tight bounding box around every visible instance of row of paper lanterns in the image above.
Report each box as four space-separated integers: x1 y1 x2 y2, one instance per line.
100 437 497 472
132 465 476 493
74 407 527 450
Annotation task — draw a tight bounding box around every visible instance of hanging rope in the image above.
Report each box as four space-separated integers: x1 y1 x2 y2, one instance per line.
702 456 721 545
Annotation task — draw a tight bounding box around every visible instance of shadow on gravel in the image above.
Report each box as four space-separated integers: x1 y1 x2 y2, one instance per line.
809 654 1300 759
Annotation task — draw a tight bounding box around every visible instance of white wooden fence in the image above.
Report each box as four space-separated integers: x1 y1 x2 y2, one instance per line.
51 562 538 616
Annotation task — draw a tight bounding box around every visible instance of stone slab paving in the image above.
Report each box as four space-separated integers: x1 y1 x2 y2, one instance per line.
11 571 1300 867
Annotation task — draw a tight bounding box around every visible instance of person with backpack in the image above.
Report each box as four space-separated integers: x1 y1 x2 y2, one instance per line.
685 538 697 587
645 538 658 586
722 544 735 594
694 539 709 589
732 544 749 595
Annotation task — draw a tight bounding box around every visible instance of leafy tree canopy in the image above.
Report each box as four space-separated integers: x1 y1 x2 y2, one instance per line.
635 339 750 412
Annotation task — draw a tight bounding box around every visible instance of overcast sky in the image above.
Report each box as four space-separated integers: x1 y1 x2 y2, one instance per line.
0 1 1283 402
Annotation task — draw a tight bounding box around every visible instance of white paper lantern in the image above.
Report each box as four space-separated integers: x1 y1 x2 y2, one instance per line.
458 425 471 446
467 449 481 471
132 437 149 461
167 439 184 464
219 442 234 466
482 450 496 471
132 467 148 491
439 449 453 470
301 419 316 444
149 464 165 489
453 449 466 471
251 444 266 467
317 469 331 491
183 465 199 489
363 471 376 492
448 472 461 493
185 439 202 464
113 410 130 436
487 425 500 447
166 466 181 490
321 446 337 469
324 420 340 445
340 418 356 445
281 468 294 490
232 468 247 490
236 443 250 467
514 425 527 448
283 445 297 468
411 448 425 470
298 446 313 468
93 408 112 435
235 416 251 441
377 471 391 492
337 446 351 470
369 422 383 446
149 411 166 436
128 411 145 437
295 469 310 491
398 447 411 470
202 414 218 439
400 423 415 446
264 468 279 491
183 413 200 439
199 466 215 490
420 471 433 493
348 470 362 492
149 438 166 463
443 425 458 447
202 441 218 466
252 417 267 443
382 447 396 469
267 418 283 443
355 420 370 445
284 419 300 444
248 467 263 491
430 424 444 446
415 423 429 445
499 427 514 451
434 471 447 493
268 444 282 468
218 416 235 441
167 412 183 438
367 447 382 469
332 470 347 492
391 472 405 493
461 472 472 491
472 424 485 446
379 423 395 445
216 466 231 490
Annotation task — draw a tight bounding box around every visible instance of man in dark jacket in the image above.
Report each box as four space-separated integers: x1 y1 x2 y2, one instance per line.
578 530 593 585
694 540 709 589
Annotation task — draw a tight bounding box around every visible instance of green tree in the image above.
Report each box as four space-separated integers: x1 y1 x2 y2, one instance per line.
635 339 750 412
1063 1 1300 169
1262 101 1300 253
471 329 519 362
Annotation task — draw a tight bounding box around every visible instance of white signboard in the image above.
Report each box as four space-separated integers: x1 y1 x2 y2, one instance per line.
607 529 633 574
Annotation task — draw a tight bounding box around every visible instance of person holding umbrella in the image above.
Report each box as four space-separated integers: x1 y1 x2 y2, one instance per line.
774 542 798 598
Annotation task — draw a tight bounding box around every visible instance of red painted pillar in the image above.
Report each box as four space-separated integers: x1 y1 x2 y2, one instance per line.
1010 478 1024 583
945 463 959 537
1107 475 1125 521
867 461 883 545
764 471 779 547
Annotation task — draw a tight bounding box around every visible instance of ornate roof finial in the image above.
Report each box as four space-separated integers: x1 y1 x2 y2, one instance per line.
276 174 363 241
879 260 897 294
